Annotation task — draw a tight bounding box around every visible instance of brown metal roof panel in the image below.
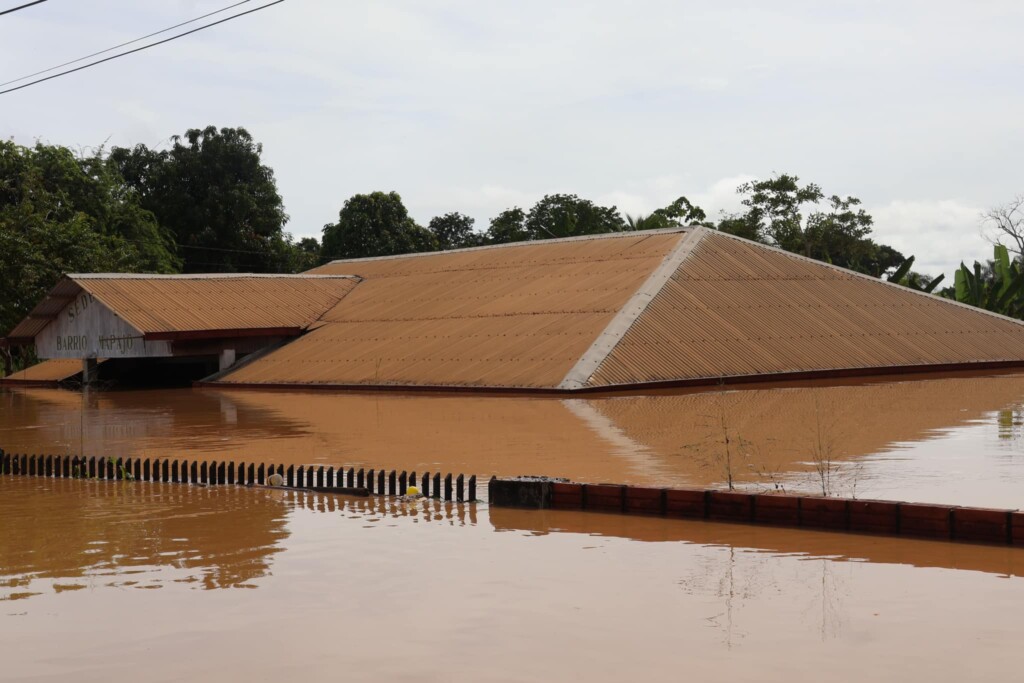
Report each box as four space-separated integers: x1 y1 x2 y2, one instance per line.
217 312 620 388
1 358 104 384
75 276 359 334
587 230 1024 387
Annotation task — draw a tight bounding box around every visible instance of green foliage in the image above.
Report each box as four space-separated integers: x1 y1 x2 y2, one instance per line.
952 245 1024 317
486 194 624 243
109 126 291 273
428 212 481 250
887 256 945 293
626 197 709 232
524 194 624 239
321 191 436 259
486 207 529 243
723 174 906 277
651 196 709 227
0 140 176 348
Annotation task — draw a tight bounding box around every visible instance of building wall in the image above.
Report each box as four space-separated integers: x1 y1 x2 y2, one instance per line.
35 292 172 359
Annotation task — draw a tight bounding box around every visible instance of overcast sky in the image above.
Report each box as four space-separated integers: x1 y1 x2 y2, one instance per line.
2 0 1022 277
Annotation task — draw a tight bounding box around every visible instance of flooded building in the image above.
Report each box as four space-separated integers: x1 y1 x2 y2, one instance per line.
5 227 1024 391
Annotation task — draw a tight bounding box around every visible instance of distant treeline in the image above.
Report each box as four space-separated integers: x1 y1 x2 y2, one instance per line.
2 125 1023 374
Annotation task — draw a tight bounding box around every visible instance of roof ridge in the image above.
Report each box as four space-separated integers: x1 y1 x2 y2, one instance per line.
315 227 690 268
558 227 708 390
706 230 1024 329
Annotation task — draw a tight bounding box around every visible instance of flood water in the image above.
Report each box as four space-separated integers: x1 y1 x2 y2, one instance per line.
4 370 1024 507
2 476 1021 682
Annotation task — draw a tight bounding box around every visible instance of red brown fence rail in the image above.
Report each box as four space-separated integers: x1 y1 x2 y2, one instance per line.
488 477 1024 547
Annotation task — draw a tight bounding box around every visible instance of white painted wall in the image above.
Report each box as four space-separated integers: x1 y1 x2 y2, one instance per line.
35 292 172 359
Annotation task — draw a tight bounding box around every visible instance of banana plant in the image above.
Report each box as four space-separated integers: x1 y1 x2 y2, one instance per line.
953 245 1024 318
887 255 945 293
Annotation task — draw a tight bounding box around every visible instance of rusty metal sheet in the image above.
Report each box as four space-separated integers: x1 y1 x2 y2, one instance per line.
220 232 684 388
588 230 1024 387
0 358 100 384
6 274 360 340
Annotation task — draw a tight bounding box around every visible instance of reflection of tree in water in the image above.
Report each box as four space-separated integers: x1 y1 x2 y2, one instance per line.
678 547 849 647
0 479 289 599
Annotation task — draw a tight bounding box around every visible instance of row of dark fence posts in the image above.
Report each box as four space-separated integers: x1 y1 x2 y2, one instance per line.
0 450 477 502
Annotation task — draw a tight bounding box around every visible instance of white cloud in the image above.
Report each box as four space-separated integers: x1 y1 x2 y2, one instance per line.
870 200 987 278
1 0 1022 261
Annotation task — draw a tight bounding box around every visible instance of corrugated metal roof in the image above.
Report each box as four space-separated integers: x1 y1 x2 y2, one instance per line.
587 229 1024 387
6 274 360 340
0 358 98 384
219 232 685 388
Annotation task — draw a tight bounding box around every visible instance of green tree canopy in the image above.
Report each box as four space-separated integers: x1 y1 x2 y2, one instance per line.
428 212 481 250
321 191 436 259
486 194 624 243
1 140 175 371
109 126 290 273
486 207 529 243
722 174 906 277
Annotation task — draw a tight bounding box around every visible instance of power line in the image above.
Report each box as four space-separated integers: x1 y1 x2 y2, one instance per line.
0 1 47 17
0 0 285 96
0 0 253 88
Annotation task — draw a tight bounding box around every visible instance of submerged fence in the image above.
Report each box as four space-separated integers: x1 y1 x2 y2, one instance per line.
0 450 477 502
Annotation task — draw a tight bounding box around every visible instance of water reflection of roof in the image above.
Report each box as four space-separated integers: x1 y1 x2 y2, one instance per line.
5 373 1016 493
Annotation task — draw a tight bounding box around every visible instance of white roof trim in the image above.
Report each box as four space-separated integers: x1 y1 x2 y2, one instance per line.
558 228 706 390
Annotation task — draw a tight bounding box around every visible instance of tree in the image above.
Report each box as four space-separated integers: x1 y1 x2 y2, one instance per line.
651 196 709 227
735 174 824 251
486 194 624 244
524 194 624 239
109 126 290 273
321 191 436 259
428 212 481 250
485 207 529 244
288 236 322 272
950 245 1024 318
723 174 907 277
0 140 170 373
982 195 1024 258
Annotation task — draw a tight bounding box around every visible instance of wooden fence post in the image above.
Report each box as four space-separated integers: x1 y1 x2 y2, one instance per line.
286 465 295 487
468 475 476 501
422 472 430 497
357 468 365 489
217 462 226 485
444 473 453 501
456 474 464 502
366 469 375 493
377 469 385 494
433 472 441 499
388 470 397 495
347 468 355 488
317 466 325 488
399 471 408 495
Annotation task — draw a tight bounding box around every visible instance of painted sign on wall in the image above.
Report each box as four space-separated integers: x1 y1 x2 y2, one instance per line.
35 292 172 359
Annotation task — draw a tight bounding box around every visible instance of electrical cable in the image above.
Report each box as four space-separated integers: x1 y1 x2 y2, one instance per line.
0 0 285 96
0 1 47 18
0 0 252 87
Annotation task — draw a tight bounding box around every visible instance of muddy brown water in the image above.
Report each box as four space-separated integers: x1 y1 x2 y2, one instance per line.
1 477 1021 682
4 372 1024 679
5 370 1024 506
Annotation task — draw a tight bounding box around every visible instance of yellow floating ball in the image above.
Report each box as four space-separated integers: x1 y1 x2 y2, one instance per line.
407 486 420 496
